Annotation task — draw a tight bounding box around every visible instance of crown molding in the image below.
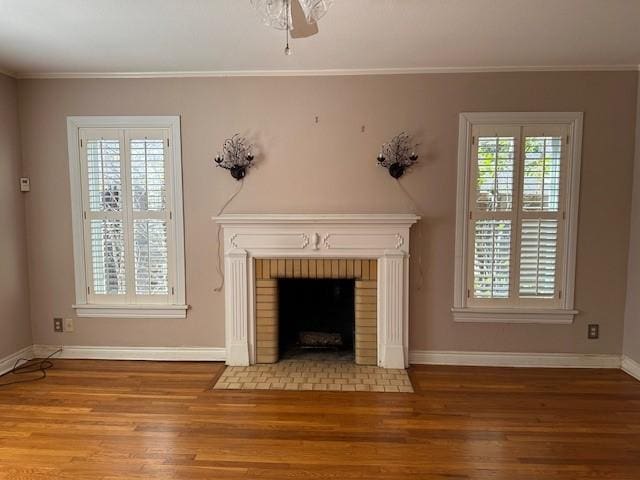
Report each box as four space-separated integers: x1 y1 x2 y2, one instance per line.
12 64 640 79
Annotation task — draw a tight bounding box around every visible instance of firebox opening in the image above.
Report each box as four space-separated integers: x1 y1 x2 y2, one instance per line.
278 278 355 360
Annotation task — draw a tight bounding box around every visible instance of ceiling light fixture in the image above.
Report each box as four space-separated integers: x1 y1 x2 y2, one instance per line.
250 0 333 55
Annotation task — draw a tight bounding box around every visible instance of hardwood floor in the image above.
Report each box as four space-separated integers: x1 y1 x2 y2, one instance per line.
1 360 640 479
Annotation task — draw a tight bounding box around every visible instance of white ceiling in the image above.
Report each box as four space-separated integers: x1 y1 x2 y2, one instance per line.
1 0 639 77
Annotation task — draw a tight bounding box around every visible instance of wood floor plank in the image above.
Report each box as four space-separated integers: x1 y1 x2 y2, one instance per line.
0 360 639 479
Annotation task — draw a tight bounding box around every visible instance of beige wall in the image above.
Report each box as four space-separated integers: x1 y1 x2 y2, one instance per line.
0 73 32 358
624 76 640 363
17 71 638 354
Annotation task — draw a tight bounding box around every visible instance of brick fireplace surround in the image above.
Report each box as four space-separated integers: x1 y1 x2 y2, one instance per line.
255 258 378 365
214 214 420 369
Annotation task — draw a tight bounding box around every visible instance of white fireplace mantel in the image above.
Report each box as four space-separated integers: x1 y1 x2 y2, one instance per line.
213 214 420 369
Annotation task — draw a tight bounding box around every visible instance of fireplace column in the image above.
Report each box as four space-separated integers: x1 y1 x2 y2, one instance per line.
379 251 409 369
224 248 250 366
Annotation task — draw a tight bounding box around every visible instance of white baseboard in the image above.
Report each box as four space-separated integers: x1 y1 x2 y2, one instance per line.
9 345 633 375
0 345 35 376
409 350 622 369
32 345 226 362
622 356 640 381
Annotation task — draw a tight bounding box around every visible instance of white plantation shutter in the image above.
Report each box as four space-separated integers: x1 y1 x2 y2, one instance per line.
522 135 562 212
126 129 171 303
79 127 175 306
127 131 172 299
134 219 169 295
519 219 558 298
473 220 512 298
467 123 568 308
81 129 127 301
89 220 127 295
517 125 567 306
454 112 581 322
468 126 520 305
475 135 516 212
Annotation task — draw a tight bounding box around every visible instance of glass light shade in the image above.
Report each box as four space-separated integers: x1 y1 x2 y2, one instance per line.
251 0 333 30
298 0 333 23
251 0 290 30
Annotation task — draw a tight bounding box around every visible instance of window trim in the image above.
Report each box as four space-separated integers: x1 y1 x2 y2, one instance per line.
453 112 583 324
67 116 187 318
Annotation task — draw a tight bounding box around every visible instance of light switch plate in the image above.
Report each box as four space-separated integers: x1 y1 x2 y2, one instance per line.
63 318 75 333
19 177 30 192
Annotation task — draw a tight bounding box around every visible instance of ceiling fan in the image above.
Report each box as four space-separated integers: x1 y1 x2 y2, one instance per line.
250 0 333 55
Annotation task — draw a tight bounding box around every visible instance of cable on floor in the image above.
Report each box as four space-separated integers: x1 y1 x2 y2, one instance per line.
0 348 62 388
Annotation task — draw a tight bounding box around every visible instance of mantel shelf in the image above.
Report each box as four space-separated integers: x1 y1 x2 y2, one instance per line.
213 213 420 225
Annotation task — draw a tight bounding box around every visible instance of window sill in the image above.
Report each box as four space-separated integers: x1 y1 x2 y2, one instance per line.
73 304 189 318
451 307 578 325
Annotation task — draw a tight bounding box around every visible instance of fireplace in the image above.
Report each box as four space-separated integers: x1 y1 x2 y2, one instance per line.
214 214 419 369
254 258 378 365
279 278 354 359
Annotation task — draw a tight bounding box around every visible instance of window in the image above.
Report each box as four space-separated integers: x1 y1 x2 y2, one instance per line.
67 116 186 318
453 113 582 324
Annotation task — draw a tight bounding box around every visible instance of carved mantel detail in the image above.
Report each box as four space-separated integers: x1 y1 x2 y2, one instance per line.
311 232 320 250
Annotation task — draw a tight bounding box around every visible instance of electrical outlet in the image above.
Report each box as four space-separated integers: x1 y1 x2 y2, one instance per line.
588 324 599 339
63 318 75 333
53 318 63 332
